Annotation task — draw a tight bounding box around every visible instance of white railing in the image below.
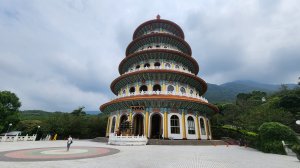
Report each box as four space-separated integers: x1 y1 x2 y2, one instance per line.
0 134 37 142
136 45 183 53
108 133 148 146
117 91 208 103
124 65 194 75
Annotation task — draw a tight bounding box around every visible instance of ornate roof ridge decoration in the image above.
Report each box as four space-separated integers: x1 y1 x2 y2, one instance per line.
126 33 192 56
100 95 218 113
132 17 185 40
118 49 199 75
110 69 207 95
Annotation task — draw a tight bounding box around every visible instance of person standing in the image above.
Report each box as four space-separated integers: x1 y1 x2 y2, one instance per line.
67 135 73 151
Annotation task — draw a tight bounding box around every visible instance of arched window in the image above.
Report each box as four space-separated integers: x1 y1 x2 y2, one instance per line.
153 84 161 91
164 46 167 48
175 65 180 69
170 115 180 134
139 85 148 92
148 46 152 49
154 62 161 67
144 63 150 68
180 87 186 94
200 118 206 135
190 89 194 94
187 116 195 134
167 85 174 92
156 44 160 48
129 87 135 93
135 65 140 69
165 63 171 69
122 89 126 95
111 117 116 133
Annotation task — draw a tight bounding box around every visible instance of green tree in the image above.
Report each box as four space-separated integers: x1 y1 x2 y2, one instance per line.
0 91 21 133
71 106 86 116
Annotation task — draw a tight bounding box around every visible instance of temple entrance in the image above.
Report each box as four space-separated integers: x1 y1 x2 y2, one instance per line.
133 114 144 136
150 113 162 139
119 115 128 126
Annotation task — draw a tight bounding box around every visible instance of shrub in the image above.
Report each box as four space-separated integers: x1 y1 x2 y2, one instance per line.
292 144 300 161
258 122 299 155
292 144 300 154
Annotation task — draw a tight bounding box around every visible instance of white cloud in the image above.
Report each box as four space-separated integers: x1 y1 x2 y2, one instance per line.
0 0 299 111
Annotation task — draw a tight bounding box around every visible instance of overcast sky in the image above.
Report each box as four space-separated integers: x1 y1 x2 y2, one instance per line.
0 0 299 111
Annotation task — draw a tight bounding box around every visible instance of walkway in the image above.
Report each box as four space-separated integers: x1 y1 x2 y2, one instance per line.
0 140 298 168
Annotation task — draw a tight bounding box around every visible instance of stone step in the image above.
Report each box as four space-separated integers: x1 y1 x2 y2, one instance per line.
147 139 228 146
93 137 108 142
93 137 229 146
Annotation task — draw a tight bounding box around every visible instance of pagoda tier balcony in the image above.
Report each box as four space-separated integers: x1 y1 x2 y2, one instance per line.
119 49 199 75
116 90 208 103
100 95 218 114
126 33 192 56
110 69 207 96
124 65 195 75
133 19 185 40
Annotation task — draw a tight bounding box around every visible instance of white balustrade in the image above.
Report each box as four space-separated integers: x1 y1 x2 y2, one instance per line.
0 134 38 142
116 90 208 103
108 133 148 146
125 65 194 75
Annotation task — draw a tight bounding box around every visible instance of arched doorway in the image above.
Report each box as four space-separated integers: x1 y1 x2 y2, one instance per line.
119 115 128 126
153 84 161 91
133 114 144 136
139 85 148 92
150 113 162 139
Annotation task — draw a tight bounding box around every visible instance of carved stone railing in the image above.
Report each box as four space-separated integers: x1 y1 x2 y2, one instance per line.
124 64 194 75
108 133 148 146
116 91 208 103
0 134 37 142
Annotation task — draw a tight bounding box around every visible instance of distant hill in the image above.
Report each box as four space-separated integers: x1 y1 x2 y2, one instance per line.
205 80 298 103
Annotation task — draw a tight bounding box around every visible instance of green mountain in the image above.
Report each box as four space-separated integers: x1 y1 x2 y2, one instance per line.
205 80 298 103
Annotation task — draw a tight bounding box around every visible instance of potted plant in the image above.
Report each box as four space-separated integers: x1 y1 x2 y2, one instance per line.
292 144 300 161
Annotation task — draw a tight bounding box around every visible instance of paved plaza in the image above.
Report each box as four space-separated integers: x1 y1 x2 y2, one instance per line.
0 140 298 168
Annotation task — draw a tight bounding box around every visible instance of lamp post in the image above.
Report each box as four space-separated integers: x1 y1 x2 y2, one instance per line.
35 125 40 135
6 123 12 135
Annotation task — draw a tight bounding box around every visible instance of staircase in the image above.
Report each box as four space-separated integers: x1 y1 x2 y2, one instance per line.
147 139 228 146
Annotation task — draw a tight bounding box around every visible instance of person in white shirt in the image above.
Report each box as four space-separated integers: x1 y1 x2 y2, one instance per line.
67 135 73 151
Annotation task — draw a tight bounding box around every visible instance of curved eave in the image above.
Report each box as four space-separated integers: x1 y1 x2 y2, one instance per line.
100 95 219 114
118 49 199 75
133 19 185 39
110 69 207 95
126 33 192 56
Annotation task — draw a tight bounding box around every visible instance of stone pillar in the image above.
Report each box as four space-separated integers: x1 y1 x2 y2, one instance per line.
145 111 149 138
162 83 166 92
163 112 168 139
129 111 132 122
204 117 210 140
116 113 120 131
148 83 152 92
208 119 212 140
135 83 139 93
106 117 110 137
182 112 187 139
196 114 201 140
176 83 179 93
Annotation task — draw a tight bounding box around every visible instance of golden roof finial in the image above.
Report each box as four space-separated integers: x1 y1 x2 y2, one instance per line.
156 14 161 20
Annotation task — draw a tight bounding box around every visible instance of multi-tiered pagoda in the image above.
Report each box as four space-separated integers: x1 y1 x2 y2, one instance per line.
100 15 219 140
